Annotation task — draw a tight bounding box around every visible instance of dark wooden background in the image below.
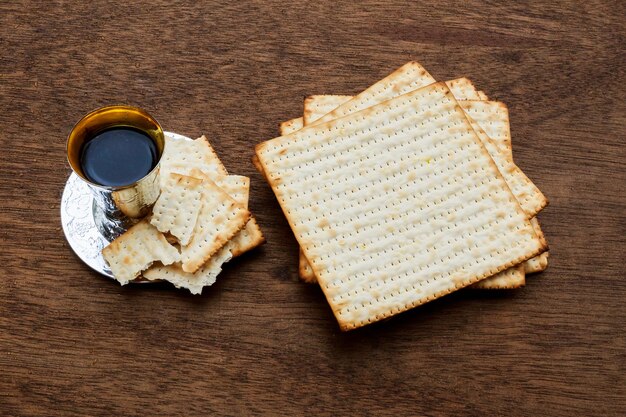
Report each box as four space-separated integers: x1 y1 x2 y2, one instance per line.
1 1 624 415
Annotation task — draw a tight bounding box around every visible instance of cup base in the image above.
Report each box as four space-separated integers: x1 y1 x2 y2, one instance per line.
92 200 137 242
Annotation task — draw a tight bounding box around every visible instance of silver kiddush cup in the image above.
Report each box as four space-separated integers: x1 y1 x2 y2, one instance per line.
66 105 164 241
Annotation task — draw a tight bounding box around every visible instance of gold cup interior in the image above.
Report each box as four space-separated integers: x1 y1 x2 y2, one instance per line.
67 105 165 189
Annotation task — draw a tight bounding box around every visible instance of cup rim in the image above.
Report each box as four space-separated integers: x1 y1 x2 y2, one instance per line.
66 104 164 191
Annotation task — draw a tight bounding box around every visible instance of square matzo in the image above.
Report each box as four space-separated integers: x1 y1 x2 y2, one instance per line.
296 82 537 289
306 72 546 217
256 82 545 330
102 219 180 285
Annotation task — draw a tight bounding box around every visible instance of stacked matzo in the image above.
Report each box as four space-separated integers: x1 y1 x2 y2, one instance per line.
103 134 265 293
255 62 549 330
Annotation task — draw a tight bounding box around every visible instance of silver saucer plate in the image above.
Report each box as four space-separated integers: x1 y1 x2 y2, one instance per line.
61 131 190 279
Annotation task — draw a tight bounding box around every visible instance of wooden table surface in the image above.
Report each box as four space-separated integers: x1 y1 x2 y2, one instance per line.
1 1 624 415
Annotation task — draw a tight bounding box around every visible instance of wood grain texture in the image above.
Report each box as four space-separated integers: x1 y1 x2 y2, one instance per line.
0 1 624 415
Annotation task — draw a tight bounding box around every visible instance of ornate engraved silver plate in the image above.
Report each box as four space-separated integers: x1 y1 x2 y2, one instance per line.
61 131 190 278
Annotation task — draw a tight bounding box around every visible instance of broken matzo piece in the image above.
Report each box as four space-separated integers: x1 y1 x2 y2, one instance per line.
226 217 263 257
144 174 253 292
143 245 233 294
102 219 180 285
160 134 228 188
190 169 263 256
213 175 250 207
165 135 265 258
150 173 204 246
256 82 546 330
188 168 251 207
180 178 250 273
211 174 264 257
